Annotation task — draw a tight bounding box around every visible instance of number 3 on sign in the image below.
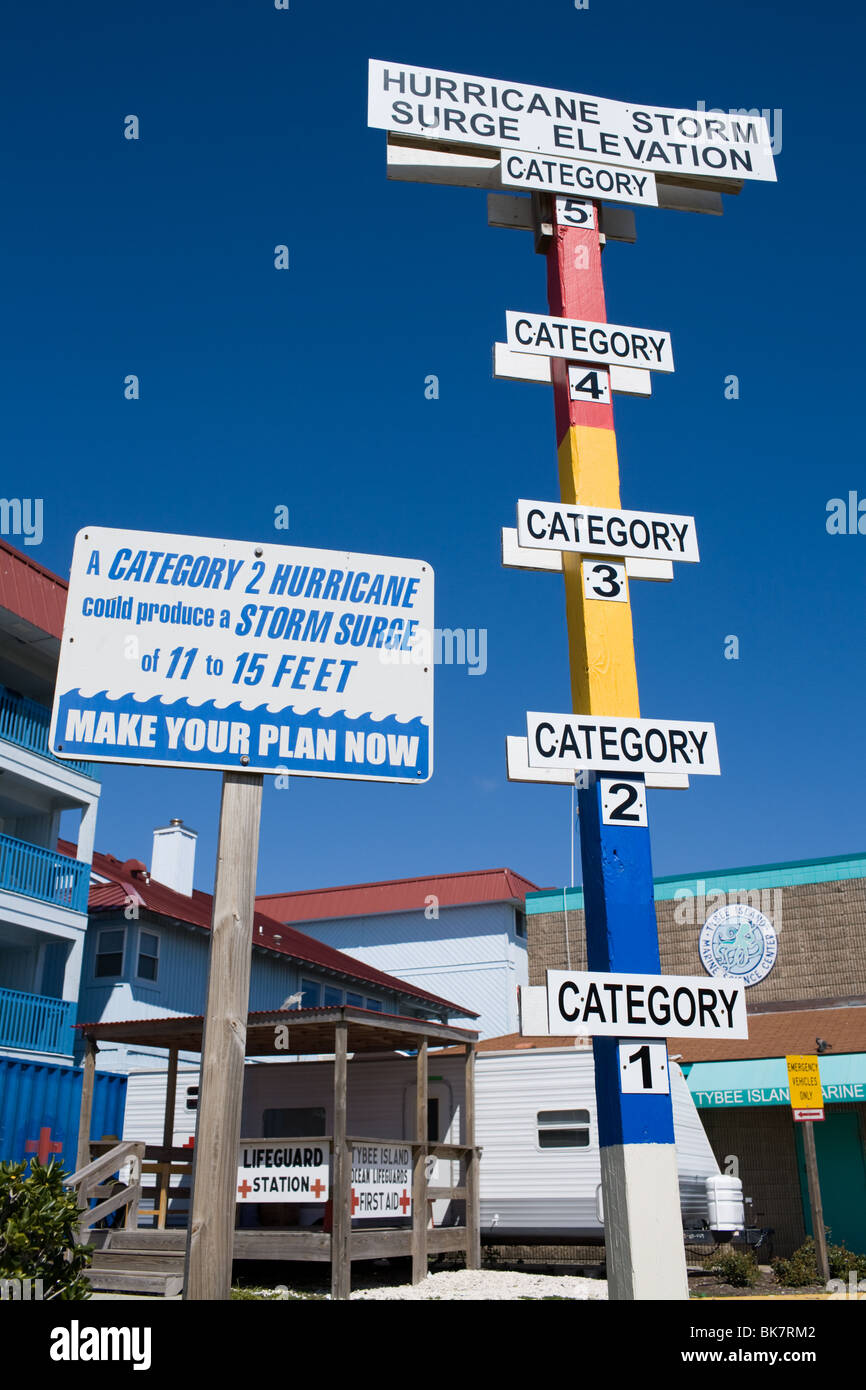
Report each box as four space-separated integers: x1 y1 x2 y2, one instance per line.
582 559 627 603
619 1042 670 1094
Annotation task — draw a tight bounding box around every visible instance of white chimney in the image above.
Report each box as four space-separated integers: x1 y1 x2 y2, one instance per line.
151 818 197 896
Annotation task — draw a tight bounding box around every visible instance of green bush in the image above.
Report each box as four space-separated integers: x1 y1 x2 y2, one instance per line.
772 1237 819 1287
827 1242 866 1281
707 1248 759 1288
0 1160 92 1300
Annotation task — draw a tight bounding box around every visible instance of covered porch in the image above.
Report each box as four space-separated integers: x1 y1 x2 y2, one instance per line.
72 1006 481 1299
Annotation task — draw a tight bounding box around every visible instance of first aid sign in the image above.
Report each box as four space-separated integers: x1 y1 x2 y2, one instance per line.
548 969 748 1039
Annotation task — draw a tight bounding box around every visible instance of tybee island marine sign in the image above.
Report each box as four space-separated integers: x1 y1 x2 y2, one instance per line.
50 527 433 781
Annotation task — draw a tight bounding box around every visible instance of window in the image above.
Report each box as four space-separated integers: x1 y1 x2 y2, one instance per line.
323 985 343 1007
137 931 159 982
365 998 382 1012
514 910 527 938
95 929 125 979
185 1086 198 1112
537 1109 590 1148
346 992 363 1008
263 1107 326 1138
301 979 320 1007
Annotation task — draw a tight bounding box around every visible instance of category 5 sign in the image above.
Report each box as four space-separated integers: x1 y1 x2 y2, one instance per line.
368 60 777 183
50 527 433 781
527 713 720 776
500 152 658 206
548 969 748 1039
236 1143 330 1203
351 1144 412 1218
506 312 674 372
517 500 699 563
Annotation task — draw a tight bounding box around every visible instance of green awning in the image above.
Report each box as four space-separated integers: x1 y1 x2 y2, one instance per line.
686 1054 866 1108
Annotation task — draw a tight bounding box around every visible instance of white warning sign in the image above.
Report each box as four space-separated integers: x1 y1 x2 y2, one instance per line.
351 1144 413 1219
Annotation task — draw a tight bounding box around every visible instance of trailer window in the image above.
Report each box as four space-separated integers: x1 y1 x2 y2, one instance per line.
263 1108 326 1138
537 1109 590 1148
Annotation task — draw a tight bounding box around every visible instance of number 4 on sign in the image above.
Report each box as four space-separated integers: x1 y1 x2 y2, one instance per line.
619 1042 670 1094
568 365 611 405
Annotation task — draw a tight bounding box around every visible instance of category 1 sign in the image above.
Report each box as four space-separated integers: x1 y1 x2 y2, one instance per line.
527 712 720 776
506 312 674 372
368 60 777 183
351 1144 412 1219
236 1142 330 1203
548 969 748 1039
517 500 699 563
500 152 658 206
50 527 433 781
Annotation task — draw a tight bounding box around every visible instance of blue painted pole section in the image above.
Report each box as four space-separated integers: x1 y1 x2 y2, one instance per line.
577 772 675 1148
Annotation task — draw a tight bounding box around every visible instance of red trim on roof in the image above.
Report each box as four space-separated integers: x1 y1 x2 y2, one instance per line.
256 867 540 924
58 839 476 1017
0 538 68 639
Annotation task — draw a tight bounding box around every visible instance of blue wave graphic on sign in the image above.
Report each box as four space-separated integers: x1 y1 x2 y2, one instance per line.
54 690 430 779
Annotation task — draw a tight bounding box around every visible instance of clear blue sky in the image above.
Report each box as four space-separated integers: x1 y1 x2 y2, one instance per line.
8 0 864 895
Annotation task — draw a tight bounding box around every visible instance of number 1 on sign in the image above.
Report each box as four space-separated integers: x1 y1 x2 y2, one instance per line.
619 1042 670 1094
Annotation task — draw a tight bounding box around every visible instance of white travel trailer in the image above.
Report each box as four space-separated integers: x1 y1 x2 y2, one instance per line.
121 1037 739 1245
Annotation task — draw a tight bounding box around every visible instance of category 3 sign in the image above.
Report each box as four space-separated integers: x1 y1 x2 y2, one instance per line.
548 969 748 1039
517 500 699 563
527 713 720 775
368 61 777 183
50 527 433 781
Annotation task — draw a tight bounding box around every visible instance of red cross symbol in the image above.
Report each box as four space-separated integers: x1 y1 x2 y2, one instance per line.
350 1188 359 1214
310 1178 325 1199
25 1127 63 1164
399 1188 411 1215
237 1180 252 1199
183 1136 195 1148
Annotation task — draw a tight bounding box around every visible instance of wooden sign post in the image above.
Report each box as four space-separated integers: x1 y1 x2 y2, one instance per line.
368 57 777 1300
184 771 263 1301
786 1054 829 1284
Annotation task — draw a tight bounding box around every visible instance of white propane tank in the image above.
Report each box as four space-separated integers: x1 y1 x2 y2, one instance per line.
706 1174 745 1233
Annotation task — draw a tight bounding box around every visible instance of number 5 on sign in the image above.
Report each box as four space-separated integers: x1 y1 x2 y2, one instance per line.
619 1042 670 1094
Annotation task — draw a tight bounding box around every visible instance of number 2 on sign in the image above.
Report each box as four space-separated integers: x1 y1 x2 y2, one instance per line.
582 559 627 602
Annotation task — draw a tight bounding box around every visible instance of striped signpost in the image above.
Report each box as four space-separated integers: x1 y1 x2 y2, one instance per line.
368 58 776 1299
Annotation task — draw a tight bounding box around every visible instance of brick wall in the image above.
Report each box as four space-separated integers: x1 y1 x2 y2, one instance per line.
528 877 866 1004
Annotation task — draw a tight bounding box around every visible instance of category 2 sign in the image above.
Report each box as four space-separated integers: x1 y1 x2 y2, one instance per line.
50 527 433 781
548 969 748 1039
527 713 720 776
368 60 777 183
236 1142 330 1203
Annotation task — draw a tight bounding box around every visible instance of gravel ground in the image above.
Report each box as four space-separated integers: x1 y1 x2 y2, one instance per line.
349 1269 608 1300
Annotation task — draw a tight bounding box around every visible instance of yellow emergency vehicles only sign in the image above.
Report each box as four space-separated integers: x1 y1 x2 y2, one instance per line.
785 1055 824 1120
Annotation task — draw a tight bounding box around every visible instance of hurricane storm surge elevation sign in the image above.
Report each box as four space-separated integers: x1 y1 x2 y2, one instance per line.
368 60 777 183
50 528 433 781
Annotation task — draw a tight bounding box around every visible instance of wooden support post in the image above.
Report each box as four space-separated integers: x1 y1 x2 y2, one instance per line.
464 1043 481 1270
411 1039 428 1284
184 771 263 1301
546 200 688 1301
157 1046 179 1229
802 1120 830 1283
331 1020 350 1301
76 1038 97 1173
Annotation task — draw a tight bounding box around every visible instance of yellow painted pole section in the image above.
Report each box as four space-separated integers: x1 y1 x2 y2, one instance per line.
547 209 641 719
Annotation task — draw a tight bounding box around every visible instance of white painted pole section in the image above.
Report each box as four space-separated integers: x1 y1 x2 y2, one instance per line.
600 1144 690 1299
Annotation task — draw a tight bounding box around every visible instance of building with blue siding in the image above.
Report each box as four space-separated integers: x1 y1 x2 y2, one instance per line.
258 868 539 1039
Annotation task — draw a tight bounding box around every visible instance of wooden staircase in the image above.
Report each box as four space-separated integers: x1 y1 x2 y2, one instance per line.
85 1229 185 1297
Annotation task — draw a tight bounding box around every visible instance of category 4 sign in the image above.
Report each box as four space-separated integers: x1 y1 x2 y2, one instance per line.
368 60 777 183
50 527 433 781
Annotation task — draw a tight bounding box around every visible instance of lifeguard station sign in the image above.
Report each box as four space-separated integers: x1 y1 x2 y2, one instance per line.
50 526 433 781
368 60 777 183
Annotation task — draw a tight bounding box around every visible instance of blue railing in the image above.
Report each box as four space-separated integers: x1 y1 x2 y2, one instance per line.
0 986 75 1055
0 834 90 914
0 685 95 778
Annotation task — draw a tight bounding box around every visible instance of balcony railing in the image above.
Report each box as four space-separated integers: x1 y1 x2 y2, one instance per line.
0 833 90 914
0 986 75 1054
0 685 96 778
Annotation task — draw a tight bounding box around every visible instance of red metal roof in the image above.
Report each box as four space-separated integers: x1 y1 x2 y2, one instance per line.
256 867 540 925
58 840 476 1017
0 538 68 639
